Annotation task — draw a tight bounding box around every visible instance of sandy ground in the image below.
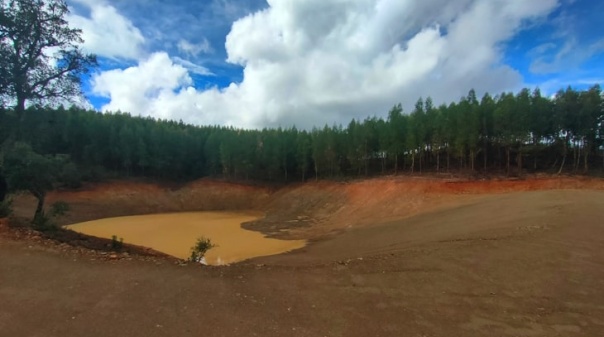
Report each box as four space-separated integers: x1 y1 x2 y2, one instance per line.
1 176 604 336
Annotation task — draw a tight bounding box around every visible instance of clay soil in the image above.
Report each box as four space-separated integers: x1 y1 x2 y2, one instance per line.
2 175 604 336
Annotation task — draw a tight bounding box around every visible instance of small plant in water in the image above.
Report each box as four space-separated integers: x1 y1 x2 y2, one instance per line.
111 235 124 251
189 236 216 263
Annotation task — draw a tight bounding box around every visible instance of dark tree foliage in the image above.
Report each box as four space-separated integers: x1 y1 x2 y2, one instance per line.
3 142 68 219
7 85 604 185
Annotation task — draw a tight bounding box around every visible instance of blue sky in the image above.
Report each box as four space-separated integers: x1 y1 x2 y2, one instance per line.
504 0 604 92
67 0 604 128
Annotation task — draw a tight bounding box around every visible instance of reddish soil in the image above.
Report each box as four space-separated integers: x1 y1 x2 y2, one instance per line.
2 175 604 336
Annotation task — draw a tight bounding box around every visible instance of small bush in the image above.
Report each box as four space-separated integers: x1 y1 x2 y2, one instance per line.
189 236 216 263
0 197 12 218
31 201 71 232
32 212 58 231
110 235 124 250
50 201 70 217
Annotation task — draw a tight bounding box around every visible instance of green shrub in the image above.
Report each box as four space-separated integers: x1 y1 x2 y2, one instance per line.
110 235 124 250
0 197 12 218
189 236 216 263
32 212 58 231
31 201 71 231
50 201 70 217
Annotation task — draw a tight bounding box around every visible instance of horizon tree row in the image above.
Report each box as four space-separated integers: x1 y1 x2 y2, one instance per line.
1 85 602 184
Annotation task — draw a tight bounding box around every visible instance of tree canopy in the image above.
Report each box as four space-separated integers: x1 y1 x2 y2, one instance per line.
0 0 96 119
2 84 600 188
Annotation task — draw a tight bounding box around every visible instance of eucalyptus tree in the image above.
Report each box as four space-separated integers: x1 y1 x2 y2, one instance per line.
528 88 553 170
386 104 406 174
553 87 581 174
577 85 602 172
479 93 495 170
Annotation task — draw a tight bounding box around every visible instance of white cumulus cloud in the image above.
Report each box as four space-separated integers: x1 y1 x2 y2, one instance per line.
92 53 192 119
68 0 145 60
90 0 560 129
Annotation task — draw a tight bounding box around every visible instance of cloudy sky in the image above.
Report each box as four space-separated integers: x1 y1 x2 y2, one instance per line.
66 0 604 129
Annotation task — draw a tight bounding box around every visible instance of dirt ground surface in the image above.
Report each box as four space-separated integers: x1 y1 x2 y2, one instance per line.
2 175 604 336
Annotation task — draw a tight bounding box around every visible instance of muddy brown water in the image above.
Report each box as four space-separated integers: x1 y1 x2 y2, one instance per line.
67 212 306 265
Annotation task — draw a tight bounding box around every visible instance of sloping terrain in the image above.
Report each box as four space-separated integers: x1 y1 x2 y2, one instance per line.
2 176 604 336
12 175 604 238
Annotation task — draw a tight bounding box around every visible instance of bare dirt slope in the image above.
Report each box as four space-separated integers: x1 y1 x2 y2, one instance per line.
2 177 604 336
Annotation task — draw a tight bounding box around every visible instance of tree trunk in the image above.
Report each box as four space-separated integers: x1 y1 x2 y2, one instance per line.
557 154 566 175
394 154 398 175
436 152 440 172
506 147 510 176
558 138 567 175
34 192 46 221
517 146 523 175
583 145 589 173
572 140 581 172
364 141 368 176
483 141 488 171
483 117 488 171
410 152 415 173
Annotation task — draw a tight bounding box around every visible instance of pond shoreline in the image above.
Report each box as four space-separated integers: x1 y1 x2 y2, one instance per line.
67 211 306 265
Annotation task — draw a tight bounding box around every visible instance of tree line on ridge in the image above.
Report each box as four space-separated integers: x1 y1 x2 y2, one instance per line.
1 85 602 187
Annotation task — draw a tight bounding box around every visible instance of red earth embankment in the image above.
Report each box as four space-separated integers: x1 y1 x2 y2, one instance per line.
11 175 604 239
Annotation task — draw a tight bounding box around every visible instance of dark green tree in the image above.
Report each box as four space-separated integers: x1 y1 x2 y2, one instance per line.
0 0 96 126
386 104 406 174
4 142 66 220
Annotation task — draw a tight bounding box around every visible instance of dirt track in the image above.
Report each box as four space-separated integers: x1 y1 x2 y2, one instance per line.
2 177 604 336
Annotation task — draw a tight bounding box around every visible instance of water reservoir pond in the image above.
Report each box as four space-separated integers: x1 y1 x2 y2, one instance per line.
67 212 305 265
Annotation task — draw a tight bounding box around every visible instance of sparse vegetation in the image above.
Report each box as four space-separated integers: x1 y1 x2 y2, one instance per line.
50 201 70 217
30 201 70 231
31 212 57 231
110 235 124 251
189 236 216 263
0 197 12 218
